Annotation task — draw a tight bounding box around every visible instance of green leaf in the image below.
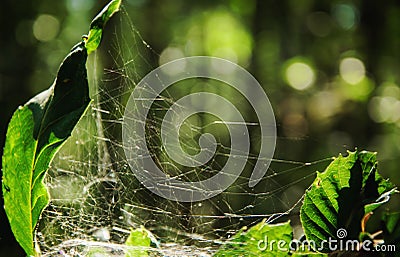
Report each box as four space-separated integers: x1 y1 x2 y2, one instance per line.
2 42 90 256
85 0 122 54
2 1 121 255
214 220 293 257
382 211 400 256
300 150 397 253
125 226 152 257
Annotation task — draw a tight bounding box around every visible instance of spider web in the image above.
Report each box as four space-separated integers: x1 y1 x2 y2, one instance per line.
37 8 334 257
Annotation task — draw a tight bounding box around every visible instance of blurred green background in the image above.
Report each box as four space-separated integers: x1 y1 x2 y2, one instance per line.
1 0 400 255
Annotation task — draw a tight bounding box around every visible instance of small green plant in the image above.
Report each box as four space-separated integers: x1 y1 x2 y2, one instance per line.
125 226 152 257
2 1 121 256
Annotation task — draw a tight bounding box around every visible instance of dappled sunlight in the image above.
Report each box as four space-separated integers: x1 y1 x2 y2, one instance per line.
339 57 365 85
284 61 315 91
332 3 358 30
369 82 400 124
33 14 60 42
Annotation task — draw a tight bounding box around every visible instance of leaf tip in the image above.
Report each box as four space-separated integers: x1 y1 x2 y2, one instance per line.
85 0 122 54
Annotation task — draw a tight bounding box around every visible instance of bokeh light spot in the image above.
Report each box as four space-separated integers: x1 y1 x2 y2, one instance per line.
332 4 358 30
369 96 400 123
285 62 315 90
339 57 365 85
159 47 185 65
369 82 400 124
378 82 400 99
33 14 60 42
338 76 374 102
204 10 252 64
159 47 186 75
308 90 342 120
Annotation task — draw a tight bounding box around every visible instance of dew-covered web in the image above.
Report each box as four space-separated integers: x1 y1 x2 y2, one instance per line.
38 8 333 256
